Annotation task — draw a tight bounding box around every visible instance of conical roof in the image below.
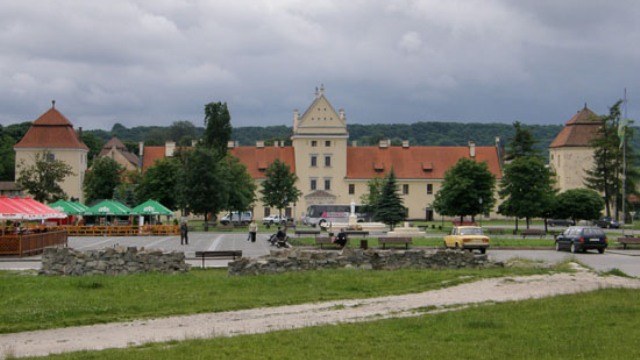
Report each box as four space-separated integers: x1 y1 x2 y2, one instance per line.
14 104 89 150
550 105 601 148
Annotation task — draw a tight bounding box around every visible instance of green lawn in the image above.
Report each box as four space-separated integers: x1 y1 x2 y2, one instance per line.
29 288 640 359
0 265 563 334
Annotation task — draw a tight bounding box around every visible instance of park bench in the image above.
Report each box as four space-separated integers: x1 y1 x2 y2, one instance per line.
378 236 412 249
485 227 505 235
344 230 369 238
194 250 242 268
617 237 640 249
294 229 321 237
521 229 546 238
315 235 346 249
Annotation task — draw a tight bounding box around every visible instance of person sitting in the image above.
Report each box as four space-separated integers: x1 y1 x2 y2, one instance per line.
333 229 348 248
276 226 286 241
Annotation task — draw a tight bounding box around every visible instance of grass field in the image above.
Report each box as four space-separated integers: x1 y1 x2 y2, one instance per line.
0 264 565 334
27 288 640 359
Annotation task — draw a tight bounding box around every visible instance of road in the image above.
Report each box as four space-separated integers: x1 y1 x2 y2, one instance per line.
1 233 639 276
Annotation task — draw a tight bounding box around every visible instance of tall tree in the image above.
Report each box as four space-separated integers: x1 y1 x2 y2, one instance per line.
373 170 406 230
498 156 555 230
202 102 232 156
554 189 604 222
359 177 385 217
169 120 198 146
16 151 74 203
135 157 182 210
180 147 228 230
433 158 496 223
223 155 257 214
83 157 123 203
505 121 538 160
585 101 622 218
260 159 301 218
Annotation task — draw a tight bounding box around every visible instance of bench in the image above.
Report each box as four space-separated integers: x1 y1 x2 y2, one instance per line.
194 250 242 268
295 229 321 237
617 237 640 249
315 236 346 249
344 230 369 238
378 237 412 249
485 227 505 235
521 229 546 238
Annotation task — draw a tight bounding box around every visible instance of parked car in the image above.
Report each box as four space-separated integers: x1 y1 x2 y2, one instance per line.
220 211 253 225
594 217 619 229
262 214 290 226
555 226 607 254
443 226 490 254
546 219 575 227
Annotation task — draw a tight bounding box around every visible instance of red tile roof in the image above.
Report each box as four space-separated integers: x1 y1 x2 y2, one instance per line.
230 146 296 178
14 107 89 150
346 146 502 179
142 146 167 171
550 106 601 148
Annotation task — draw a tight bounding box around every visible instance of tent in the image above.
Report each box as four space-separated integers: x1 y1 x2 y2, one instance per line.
0 196 66 220
84 200 132 216
49 200 89 215
131 200 173 216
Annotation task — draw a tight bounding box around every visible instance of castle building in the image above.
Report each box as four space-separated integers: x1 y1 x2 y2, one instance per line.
549 105 600 192
14 102 89 203
143 87 503 220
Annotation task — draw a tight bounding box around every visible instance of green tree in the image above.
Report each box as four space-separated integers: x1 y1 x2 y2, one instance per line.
498 156 555 230
505 121 539 160
433 158 496 223
80 132 105 165
169 120 198 146
373 170 406 230
202 102 232 156
359 177 385 216
260 159 301 218
16 151 74 203
585 101 622 218
554 189 604 222
180 147 228 230
223 155 257 214
83 157 123 203
135 157 182 210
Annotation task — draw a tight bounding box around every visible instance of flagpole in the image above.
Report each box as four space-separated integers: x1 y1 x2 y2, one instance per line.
622 88 627 225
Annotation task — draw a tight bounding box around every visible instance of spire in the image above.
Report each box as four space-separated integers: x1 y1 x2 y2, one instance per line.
52 100 56 109
319 84 325 96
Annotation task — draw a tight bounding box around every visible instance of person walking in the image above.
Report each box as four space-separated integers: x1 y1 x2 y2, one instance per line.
248 220 258 243
180 221 189 245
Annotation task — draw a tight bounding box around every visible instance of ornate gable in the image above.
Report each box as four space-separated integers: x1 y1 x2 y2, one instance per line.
293 85 347 136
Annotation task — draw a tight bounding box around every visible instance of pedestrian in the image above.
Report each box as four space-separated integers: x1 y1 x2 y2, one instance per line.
248 220 258 242
180 221 189 245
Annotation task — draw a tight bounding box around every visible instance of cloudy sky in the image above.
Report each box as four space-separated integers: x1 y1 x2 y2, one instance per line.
1 0 639 130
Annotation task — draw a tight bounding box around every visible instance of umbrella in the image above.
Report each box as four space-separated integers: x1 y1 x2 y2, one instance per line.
131 200 173 216
49 200 89 215
84 200 132 216
0 196 66 220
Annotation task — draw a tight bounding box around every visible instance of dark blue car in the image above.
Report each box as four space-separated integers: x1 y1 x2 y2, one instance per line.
555 226 608 254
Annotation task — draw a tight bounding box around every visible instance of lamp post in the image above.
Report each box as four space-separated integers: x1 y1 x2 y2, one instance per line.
478 197 483 227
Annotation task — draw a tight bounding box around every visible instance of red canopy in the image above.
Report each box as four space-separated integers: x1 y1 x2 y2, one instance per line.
0 197 66 220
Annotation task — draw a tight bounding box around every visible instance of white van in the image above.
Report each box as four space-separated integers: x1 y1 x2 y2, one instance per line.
220 211 253 225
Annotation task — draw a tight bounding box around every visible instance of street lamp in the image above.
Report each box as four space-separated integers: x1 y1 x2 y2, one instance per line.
478 198 483 226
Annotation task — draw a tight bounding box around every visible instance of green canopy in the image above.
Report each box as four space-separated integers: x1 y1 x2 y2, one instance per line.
131 200 173 216
49 200 89 215
84 200 132 216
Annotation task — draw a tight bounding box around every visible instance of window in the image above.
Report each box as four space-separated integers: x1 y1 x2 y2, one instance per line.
427 184 433 195
325 140 331 147
324 179 331 190
264 207 271 217
403 184 409 195
349 184 355 195
311 140 317 147
324 155 331 167
310 179 317 190
311 155 317 167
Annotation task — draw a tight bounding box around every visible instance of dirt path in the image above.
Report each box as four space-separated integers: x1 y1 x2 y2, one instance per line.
2 268 639 359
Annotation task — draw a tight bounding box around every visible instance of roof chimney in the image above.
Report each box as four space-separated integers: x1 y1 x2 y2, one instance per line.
139 141 144 157
51 100 56 109
227 140 235 149
402 140 409 148
379 139 389 148
293 109 299 131
351 140 358 147
165 141 176 157
256 141 264 148
77 127 82 139
469 141 476 158
339 109 345 121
